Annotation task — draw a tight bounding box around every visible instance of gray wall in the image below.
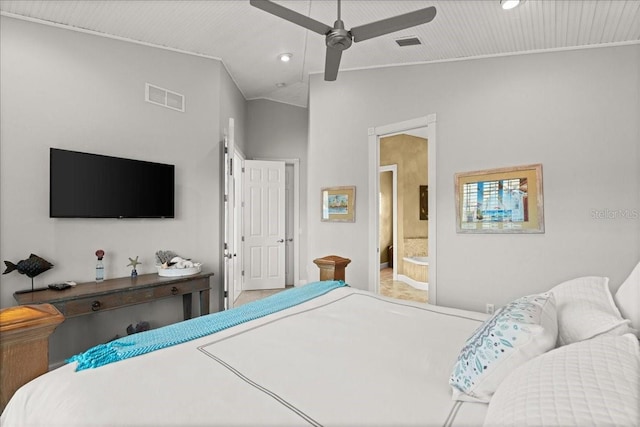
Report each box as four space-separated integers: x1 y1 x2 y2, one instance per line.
246 99 309 282
0 16 245 364
307 45 640 312
220 67 247 154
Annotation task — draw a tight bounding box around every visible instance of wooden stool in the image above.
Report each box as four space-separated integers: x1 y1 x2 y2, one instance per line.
313 255 351 282
0 304 64 411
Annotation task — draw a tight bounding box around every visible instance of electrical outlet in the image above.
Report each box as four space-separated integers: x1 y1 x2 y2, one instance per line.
486 303 495 315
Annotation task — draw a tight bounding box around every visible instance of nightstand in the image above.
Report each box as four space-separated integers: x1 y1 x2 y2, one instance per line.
0 304 64 411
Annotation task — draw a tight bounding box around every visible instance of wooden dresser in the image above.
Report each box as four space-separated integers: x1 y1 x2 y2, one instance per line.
0 304 64 411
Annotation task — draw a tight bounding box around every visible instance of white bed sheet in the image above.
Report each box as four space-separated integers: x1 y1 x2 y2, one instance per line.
1 287 489 427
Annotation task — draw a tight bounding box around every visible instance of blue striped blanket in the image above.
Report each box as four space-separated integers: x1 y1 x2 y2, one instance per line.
68 280 347 371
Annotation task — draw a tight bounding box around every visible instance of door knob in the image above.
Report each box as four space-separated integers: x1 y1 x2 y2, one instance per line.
277 239 285 243
286 238 293 242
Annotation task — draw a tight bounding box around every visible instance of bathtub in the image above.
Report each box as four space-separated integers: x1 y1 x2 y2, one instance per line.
405 256 429 266
400 256 429 290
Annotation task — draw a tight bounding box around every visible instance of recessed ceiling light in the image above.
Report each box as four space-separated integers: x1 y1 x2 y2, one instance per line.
500 0 525 10
275 82 287 88
278 53 292 62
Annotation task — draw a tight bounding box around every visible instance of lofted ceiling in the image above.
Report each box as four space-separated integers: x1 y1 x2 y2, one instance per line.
1 0 639 108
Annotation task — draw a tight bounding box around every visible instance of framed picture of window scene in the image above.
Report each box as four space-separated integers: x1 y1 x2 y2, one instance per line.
455 164 544 233
321 186 356 222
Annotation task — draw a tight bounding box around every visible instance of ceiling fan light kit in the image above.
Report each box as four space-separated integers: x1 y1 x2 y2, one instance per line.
250 0 437 81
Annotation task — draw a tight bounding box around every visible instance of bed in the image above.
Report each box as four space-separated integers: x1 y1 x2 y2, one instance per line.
2 261 639 427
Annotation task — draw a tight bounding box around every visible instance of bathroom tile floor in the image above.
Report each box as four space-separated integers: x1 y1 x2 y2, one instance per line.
379 268 429 304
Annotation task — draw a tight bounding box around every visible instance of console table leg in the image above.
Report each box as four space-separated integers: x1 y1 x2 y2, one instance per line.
200 289 210 315
182 294 192 320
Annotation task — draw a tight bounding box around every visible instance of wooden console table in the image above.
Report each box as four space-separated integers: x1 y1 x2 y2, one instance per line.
14 272 215 320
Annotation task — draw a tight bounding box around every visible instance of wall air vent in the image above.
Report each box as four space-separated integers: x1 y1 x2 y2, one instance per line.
145 83 185 112
395 37 422 47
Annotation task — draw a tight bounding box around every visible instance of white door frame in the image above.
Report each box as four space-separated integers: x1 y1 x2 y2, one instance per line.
253 157 301 286
232 147 245 304
222 118 236 309
379 165 398 280
368 114 438 304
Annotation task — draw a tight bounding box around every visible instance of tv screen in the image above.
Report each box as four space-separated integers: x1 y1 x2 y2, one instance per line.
50 148 175 218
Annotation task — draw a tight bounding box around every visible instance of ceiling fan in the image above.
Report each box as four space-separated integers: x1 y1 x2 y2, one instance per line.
249 0 437 81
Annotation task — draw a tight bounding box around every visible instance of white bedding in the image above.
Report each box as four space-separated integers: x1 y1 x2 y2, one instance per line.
484 333 640 426
1 287 489 426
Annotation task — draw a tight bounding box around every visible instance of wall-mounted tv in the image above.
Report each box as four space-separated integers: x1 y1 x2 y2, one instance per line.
50 148 175 218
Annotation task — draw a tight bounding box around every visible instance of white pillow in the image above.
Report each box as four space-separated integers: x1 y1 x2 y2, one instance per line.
449 293 557 403
614 261 640 333
484 333 640 427
550 276 635 346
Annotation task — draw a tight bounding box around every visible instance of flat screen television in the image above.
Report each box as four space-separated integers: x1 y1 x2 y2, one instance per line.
50 148 175 218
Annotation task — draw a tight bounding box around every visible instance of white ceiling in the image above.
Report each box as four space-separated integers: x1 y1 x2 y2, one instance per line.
1 1 639 108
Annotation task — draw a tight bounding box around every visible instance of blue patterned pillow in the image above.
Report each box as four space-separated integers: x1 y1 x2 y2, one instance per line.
449 293 557 402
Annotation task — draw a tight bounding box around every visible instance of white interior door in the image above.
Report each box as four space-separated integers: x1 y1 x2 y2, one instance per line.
243 160 286 290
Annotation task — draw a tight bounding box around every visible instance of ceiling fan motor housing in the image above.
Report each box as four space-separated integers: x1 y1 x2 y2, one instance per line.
326 20 352 50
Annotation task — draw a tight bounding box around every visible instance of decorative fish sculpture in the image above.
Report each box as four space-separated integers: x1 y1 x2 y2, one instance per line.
3 253 53 278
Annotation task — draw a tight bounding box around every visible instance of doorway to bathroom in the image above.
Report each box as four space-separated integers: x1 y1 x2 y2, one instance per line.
378 132 429 304
368 115 437 305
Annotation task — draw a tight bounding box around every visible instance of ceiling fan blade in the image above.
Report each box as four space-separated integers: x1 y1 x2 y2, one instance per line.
324 47 343 81
350 6 437 43
249 0 332 36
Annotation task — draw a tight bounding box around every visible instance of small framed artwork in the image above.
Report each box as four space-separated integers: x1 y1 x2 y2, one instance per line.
455 164 544 233
420 185 428 220
321 186 356 222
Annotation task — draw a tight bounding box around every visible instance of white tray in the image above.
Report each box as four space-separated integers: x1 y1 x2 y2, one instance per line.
157 264 202 277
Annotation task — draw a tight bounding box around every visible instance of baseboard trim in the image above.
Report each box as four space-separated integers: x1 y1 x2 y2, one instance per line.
397 274 429 291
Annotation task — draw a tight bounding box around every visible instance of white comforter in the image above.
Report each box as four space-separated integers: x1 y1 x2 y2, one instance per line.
1 287 489 426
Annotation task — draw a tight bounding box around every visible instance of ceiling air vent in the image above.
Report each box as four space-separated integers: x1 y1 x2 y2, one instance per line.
145 83 185 112
395 37 422 47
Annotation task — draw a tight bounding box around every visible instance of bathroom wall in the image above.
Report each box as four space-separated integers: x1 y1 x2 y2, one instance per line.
380 134 428 274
